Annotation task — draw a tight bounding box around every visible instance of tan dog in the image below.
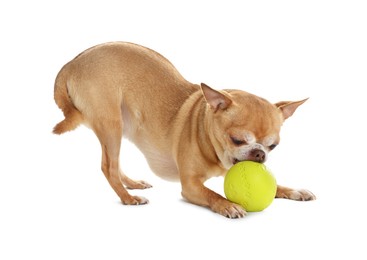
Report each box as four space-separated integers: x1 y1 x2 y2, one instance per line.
53 42 315 218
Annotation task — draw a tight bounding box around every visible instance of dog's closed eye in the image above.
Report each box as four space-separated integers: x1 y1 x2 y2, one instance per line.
231 136 247 146
268 144 277 150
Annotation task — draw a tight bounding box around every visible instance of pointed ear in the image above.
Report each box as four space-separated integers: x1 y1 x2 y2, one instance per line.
200 83 232 112
275 98 308 120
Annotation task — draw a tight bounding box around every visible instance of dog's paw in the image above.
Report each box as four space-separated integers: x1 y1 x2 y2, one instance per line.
120 174 152 190
121 195 149 205
277 188 316 201
213 200 247 218
125 180 152 190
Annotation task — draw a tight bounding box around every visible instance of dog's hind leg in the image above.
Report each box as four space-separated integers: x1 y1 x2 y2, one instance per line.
93 118 149 205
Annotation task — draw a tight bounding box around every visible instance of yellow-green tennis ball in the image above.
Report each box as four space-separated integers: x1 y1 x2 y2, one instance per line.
224 161 277 212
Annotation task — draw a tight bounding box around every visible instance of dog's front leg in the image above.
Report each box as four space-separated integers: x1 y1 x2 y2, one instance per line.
180 173 247 218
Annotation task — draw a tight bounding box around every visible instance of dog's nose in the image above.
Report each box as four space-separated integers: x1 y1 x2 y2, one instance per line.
250 149 266 163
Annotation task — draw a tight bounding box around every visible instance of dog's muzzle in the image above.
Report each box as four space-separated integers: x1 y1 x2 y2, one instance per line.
232 148 266 164
248 148 266 163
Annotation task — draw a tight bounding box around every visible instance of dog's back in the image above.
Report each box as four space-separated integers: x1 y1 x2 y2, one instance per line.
54 42 198 138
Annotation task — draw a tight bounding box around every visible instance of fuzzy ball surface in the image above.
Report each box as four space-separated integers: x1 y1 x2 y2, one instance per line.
224 161 277 212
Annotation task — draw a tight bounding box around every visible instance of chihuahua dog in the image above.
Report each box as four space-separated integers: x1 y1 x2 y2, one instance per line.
53 42 315 218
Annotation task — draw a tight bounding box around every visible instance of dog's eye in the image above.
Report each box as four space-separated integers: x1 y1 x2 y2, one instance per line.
269 144 277 150
231 137 246 146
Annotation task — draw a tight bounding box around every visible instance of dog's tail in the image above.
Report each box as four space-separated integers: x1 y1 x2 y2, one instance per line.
53 68 83 135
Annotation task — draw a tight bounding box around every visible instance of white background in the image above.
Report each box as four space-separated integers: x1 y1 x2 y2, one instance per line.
1 0 366 259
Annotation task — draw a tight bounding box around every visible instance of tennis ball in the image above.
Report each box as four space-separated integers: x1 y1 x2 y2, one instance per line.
224 161 277 212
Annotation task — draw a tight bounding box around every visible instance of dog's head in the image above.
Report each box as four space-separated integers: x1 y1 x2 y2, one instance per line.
201 83 307 169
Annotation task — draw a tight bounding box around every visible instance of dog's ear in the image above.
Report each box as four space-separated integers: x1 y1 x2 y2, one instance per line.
200 83 232 112
275 98 308 120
